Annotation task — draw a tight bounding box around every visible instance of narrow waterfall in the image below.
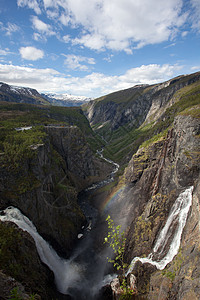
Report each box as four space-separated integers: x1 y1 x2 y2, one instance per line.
0 207 83 295
127 186 193 274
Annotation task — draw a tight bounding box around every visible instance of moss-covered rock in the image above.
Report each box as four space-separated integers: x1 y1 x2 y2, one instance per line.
0 221 55 299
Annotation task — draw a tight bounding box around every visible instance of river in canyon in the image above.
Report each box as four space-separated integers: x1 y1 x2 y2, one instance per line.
0 149 194 300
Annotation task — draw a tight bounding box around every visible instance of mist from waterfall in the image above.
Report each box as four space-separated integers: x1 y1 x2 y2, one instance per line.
0 207 85 295
0 185 193 298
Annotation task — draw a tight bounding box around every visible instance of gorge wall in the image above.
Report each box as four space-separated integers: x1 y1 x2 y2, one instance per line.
83 71 200 299
0 71 199 299
0 125 112 256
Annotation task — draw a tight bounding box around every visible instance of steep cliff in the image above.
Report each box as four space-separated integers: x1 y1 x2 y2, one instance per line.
83 71 200 164
0 125 111 257
0 72 199 300
0 103 113 256
86 72 200 299
107 113 200 298
0 221 56 299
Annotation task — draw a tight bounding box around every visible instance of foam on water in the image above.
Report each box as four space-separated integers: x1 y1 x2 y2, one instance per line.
126 186 193 274
0 206 83 294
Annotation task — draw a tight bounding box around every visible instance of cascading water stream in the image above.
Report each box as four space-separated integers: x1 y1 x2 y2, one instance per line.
0 141 194 299
0 206 83 295
126 186 193 275
0 150 119 299
86 149 119 191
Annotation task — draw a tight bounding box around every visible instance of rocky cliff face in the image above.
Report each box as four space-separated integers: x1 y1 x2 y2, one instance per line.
0 72 199 300
84 72 200 132
0 221 56 299
118 114 200 298
0 125 112 257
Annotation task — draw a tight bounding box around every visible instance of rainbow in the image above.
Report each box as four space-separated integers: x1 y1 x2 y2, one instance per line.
100 184 126 212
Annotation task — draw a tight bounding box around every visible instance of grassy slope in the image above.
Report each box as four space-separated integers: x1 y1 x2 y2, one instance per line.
0 102 103 154
90 77 200 168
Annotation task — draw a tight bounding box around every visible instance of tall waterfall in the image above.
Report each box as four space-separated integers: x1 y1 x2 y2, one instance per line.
0 185 194 297
127 186 193 274
0 207 83 294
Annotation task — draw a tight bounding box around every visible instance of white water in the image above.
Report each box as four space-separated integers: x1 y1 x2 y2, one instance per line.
86 149 119 191
0 183 193 296
127 186 193 274
0 207 83 294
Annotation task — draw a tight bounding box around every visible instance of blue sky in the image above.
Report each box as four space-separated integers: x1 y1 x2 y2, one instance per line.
0 0 200 98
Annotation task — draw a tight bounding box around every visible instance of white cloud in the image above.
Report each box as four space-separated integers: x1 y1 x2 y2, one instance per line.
190 0 200 32
17 0 41 14
31 16 55 36
62 35 71 43
191 66 200 71
0 22 20 36
47 0 187 51
0 63 182 97
19 46 44 61
0 48 11 56
63 54 95 71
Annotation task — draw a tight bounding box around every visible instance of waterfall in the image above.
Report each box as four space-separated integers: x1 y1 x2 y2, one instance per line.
0 207 83 295
126 186 193 274
0 182 193 296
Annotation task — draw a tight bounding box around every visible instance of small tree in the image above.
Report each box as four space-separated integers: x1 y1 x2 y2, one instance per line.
104 215 136 298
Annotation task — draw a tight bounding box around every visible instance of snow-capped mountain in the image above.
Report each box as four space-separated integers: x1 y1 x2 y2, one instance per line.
42 93 92 107
0 82 50 105
0 82 92 107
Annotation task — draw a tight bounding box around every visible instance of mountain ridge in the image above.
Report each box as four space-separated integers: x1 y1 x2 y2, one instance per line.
0 71 199 299
0 81 92 107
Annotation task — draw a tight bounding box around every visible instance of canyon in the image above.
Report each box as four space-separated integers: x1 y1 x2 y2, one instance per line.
0 71 199 299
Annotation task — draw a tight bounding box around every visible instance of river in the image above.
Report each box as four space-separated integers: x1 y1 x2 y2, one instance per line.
0 150 194 299
0 149 119 300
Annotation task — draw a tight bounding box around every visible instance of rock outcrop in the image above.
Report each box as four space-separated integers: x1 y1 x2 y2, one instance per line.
84 72 200 132
119 114 200 298
0 221 56 299
0 125 112 257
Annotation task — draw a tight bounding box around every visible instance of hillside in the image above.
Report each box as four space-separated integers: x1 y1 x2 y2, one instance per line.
0 71 199 299
0 82 50 105
83 71 200 166
0 81 91 107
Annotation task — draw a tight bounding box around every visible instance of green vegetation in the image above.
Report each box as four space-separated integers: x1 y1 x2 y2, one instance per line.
9 287 37 300
9 287 23 300
0 101 103 155
1 126 46 169
104 215 137 299
0 223 23 278
92 79 200 165
162 249 184 281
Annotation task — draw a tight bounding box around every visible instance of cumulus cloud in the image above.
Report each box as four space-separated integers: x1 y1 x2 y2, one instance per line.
46 0 187 51
0 63 182 97
17 0 41 14
19 46 44 61
16 0 200 52
191 66 200 71
63 54 96 71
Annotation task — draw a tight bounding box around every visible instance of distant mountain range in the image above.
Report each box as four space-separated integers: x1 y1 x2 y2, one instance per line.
0 82 91 106
42 92 92 107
